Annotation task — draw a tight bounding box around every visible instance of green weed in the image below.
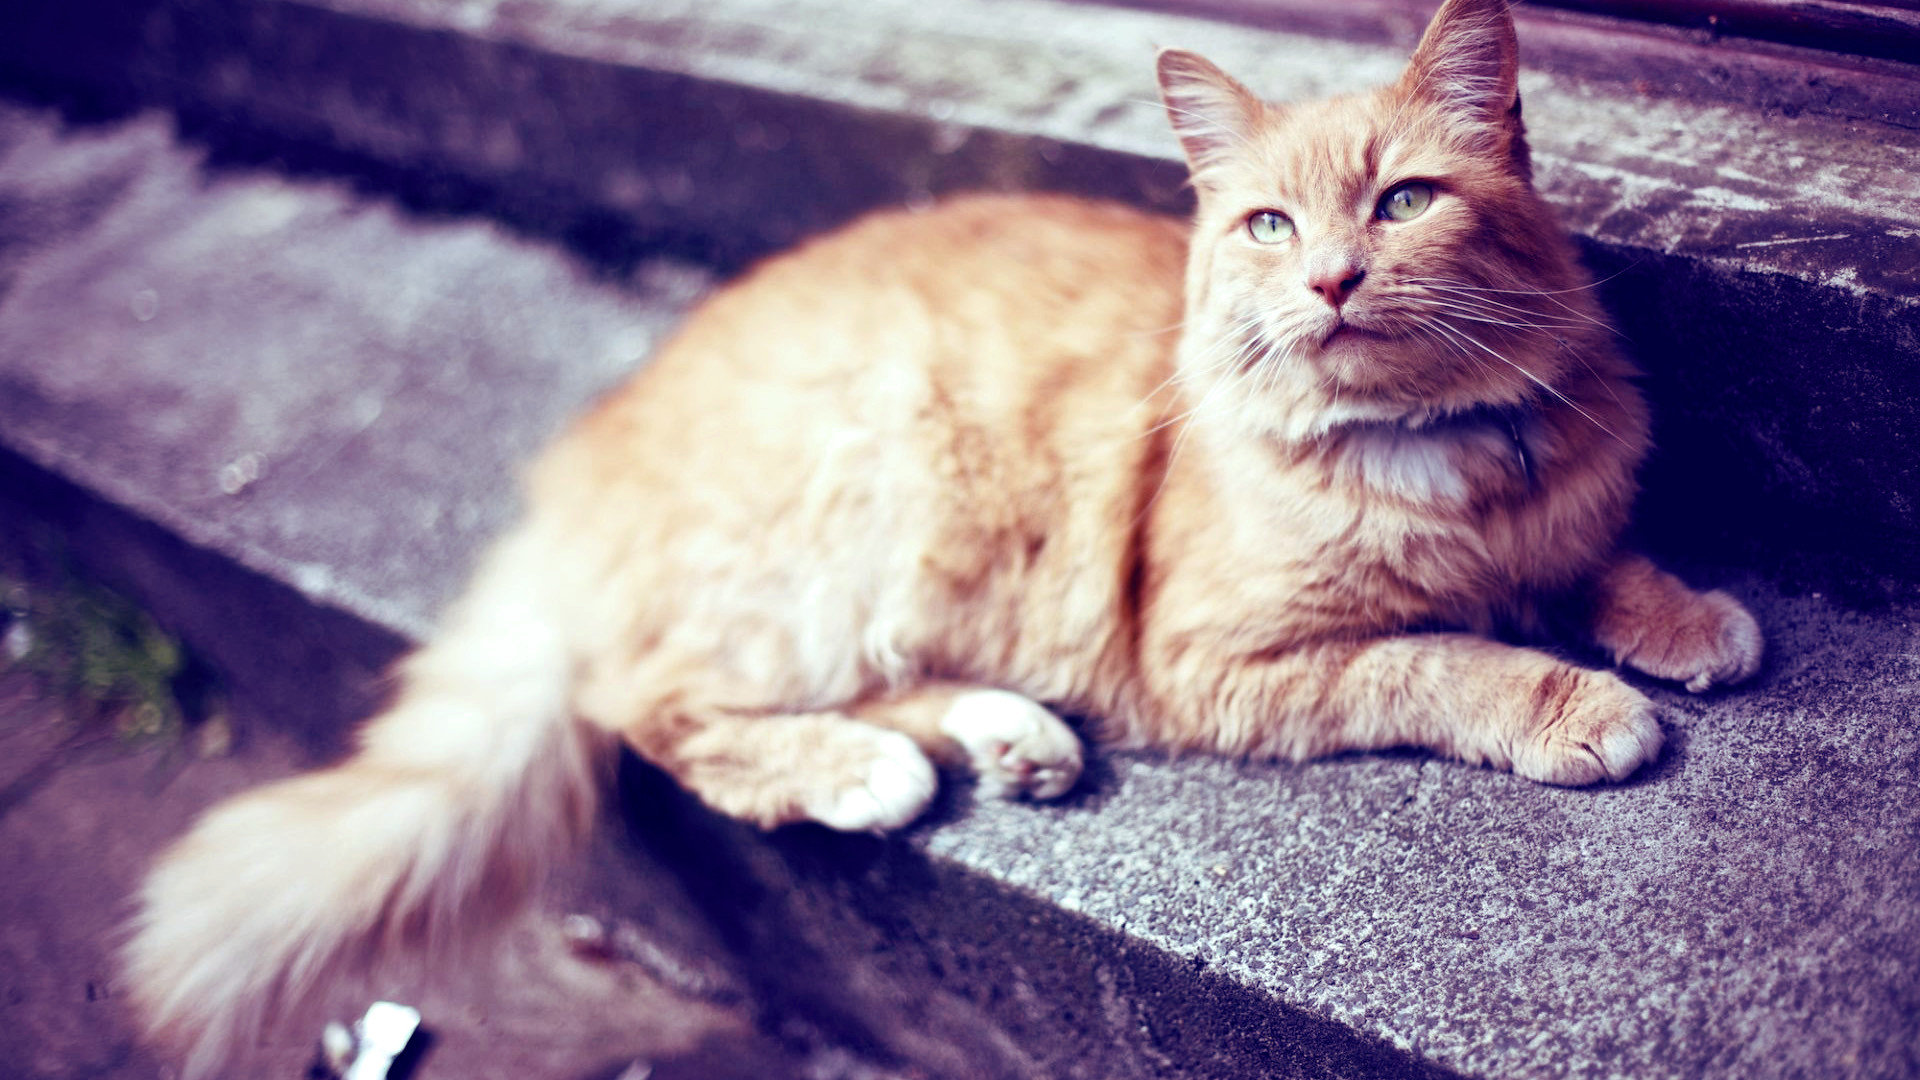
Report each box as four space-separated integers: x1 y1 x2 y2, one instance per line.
2 559 215 747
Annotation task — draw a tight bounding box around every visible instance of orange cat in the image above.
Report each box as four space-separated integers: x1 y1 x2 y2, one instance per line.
128 0 1762 1072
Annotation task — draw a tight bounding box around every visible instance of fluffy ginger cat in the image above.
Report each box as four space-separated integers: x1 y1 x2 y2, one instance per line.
129 0 1762 1072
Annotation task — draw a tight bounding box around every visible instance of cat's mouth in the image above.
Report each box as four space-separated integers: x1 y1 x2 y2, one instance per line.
1320 319 1385 349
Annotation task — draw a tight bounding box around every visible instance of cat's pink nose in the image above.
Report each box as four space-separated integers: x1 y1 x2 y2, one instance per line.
1308 265 1367 308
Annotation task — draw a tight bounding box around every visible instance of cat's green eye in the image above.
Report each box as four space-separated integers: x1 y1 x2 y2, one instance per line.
1376 182 1434 222
1246 211 1295 244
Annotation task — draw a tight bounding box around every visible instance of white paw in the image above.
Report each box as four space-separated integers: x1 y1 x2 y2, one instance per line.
1512 670 1664 786
939 689 1083 801
1682 591 1764 692
804 730 938 832
1612 588 1764 694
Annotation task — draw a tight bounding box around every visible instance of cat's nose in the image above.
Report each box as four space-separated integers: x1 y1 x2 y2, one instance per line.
1307 263 1367 308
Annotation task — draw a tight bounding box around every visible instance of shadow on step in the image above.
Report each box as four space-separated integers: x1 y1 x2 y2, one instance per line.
611 753 1469 1080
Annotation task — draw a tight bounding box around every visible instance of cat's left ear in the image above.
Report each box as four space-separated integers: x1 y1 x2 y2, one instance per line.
1402 0 1530 173
1157 49 1264 185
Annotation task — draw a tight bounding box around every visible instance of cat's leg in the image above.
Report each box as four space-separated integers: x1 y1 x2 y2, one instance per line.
849 682 1083 800
1587 553 1763 693
615 705 939 831
1143 634 1663 785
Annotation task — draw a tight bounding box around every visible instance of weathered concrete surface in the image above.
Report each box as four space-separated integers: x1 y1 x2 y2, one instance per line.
3 97 1918 1079
917 579 1920 1078
10 0 1914 293
0 104 710 639
645 572 1920 1079
6 0 1918 567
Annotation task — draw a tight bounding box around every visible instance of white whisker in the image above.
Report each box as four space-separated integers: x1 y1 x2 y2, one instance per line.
1412 296 1589 337
1426 317 1632 448
1402 277 1613 334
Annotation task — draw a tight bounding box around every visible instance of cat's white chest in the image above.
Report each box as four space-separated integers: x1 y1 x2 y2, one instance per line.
1334 422 1524 504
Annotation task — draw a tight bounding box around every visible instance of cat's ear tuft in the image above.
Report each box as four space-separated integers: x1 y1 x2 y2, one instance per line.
1402 0 1521 129
1156 49 1262 181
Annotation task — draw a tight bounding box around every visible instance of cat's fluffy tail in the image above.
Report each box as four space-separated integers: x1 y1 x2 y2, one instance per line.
125 530 601 1078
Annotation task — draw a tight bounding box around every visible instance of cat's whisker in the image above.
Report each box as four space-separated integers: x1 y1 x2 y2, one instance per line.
1389 58 1450 142
1407 286 1636 412
1410 285 1592 324
1249 335 1297 400
1422 296 1607 340
1140 321 1269 439
1135 351 1249 527
1428 317 1633 448
1380 55 1464 149
1413 297 1588 337
1161 313 1262 378
1402 274 1608 306
1412 322 1504 392
1147 374 1240 441
1236 318 1295 376
1412 262 1643 297
1412 296 1628 432
1128 317 1192 339
1136 357 1204 415
1403 279 1611 333
1402 274 1633 334
1559 336 1633 412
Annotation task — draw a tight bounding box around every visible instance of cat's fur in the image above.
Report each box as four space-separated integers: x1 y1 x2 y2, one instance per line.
127 0 1763 1072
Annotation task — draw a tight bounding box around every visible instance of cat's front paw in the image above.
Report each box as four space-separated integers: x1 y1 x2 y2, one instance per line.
939 689 1083 800
1591 557 1764 693
1510 669 1663 786
1611 589 1763 693
802 730 939 832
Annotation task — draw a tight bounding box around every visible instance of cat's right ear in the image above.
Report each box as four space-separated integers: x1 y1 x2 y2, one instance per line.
1156 49 1262 183
1402 0 1521 131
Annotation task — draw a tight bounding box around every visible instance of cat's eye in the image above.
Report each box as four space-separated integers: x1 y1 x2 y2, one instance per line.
1376 182 1434 222
1246 211 1294 244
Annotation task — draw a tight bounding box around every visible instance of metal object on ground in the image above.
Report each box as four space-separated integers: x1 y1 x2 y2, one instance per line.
318 1001 420 1080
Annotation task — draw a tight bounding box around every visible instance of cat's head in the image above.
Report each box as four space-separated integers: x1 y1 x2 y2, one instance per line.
1159 0 1591 439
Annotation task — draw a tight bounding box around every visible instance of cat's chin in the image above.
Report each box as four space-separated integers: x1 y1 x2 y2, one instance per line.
1307 323 1408 390
1319 320 1383 349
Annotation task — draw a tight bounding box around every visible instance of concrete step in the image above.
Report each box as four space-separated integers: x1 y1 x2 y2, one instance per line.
6 0 1920 571
2 2 1918 1078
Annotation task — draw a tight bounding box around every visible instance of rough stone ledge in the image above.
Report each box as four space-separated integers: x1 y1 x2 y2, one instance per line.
11 0 1915 292
5 0 1920 569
